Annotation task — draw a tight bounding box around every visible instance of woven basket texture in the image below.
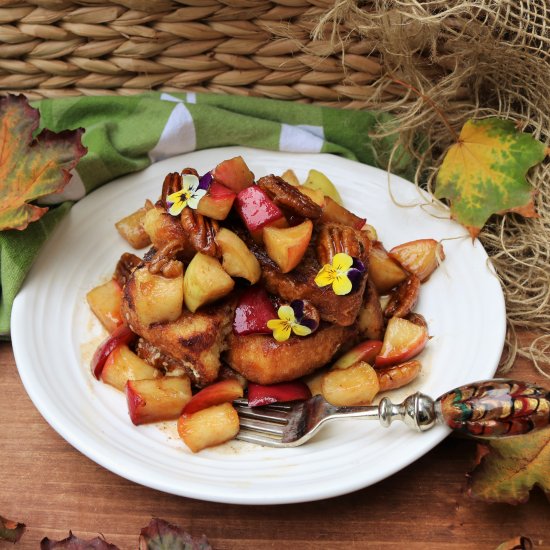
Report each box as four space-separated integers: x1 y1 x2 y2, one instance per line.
0 0 405 106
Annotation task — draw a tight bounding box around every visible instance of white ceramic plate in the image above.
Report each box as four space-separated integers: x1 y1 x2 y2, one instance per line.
12 147 505 505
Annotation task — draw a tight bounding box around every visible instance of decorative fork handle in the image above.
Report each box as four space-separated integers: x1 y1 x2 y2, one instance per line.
375 379 549 438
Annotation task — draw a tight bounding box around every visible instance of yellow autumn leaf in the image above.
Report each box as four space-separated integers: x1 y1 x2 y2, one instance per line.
435 118 547 238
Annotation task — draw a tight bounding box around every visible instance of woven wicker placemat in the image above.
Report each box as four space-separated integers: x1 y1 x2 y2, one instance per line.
0 0 413 105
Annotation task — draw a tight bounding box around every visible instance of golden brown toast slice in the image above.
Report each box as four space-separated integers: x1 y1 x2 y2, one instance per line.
122 274 236 386
225 323 356 384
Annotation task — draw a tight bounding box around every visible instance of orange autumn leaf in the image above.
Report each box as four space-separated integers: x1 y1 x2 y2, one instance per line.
0 94 86 231
468 426 550 504
435 118 547 239
0 514 25 543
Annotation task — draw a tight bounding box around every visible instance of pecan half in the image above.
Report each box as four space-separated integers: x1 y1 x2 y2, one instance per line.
316 222 371 266
114 252 141 287
181 167 199 177
148 241 186 274
377 360 422 392
384 274 421 319
180 207 221 257
160 172 182 209
257 174 322 219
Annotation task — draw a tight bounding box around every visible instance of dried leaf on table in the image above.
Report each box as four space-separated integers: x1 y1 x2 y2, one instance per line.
40 532 119 549
468 426 550 504
0 94 86 232
495 536 533 550
139 518 212 550
435 117 547 238
0 514 26 543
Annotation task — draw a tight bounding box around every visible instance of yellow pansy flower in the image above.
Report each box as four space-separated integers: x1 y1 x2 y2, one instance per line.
166 174 207 216
314 252 357 296
267 305 313 342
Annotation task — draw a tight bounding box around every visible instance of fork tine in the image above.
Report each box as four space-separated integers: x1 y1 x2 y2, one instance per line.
236 429 286 447
234 404 289 424
233 398 293 412
238 416 286 435
234 400 292 447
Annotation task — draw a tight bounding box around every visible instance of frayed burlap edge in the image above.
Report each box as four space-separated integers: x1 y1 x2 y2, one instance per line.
313 0 550 378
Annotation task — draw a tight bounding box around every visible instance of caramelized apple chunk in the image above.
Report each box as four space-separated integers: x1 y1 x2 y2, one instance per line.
115 201 153 249
183 253 235 313
177 402 240 453
101 344 160 391
389 239 444 282
132 264 184 326
321 361 380 406
368 242 408 294
86 278 123 333
126 376 192 425
216 228 261 284
212 156 254 193
263 220 313 274
375 317 429 368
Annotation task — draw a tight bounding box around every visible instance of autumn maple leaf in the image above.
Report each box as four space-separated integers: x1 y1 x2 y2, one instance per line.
139 518 212 550
468 426 550 504
0 514 25 543
435 118 547 238
0 94 86 231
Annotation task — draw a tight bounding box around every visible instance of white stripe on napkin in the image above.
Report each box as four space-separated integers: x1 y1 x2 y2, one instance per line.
149 102 197 163
279 124 324 153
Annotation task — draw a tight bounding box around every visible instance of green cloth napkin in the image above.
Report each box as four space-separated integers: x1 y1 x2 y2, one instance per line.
0 92 410 337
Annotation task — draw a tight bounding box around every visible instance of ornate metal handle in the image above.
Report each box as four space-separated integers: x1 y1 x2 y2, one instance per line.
376 379 549 438
435 379 549 438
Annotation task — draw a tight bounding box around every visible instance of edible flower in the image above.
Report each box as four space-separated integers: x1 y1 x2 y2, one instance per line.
267 303 313 342
166 173 208 216
314 253 365 296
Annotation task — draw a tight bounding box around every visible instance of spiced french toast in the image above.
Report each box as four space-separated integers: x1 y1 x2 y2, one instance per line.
88 155 444 451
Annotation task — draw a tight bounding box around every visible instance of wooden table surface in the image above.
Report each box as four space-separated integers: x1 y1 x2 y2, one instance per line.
1 338 548 550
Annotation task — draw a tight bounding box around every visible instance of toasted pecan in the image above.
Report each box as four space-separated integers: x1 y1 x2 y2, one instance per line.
181 167 199 177
316 222 371 266
148 241 187 274
160 172 182 209
180 207 221 257
257 174 322 219
384 274 421 319
114 252 141 287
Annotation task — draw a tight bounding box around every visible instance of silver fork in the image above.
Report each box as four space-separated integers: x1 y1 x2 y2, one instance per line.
234 379 550 447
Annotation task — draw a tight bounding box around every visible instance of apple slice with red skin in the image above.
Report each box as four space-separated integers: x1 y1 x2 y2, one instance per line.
101 344 160 391
126 376 192 425
263 219 313 274
369 242 409 294
196 180 236 220
247 381 311 407
389 239 445 282
233 285 277 335
182 379 244 415
375 317 429 368
235 185 285 233
212 156 254 193
332 340 383 370
91 325 135 380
